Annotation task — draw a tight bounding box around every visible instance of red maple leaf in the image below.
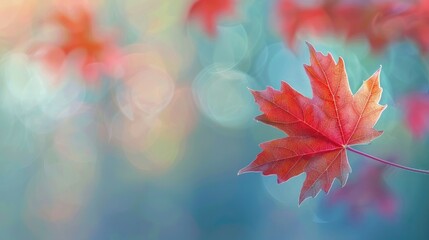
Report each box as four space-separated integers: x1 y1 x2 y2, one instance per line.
31 5 121 84
327 163 397 220
399 93 429 139
187 0 236 36
238 43 386 204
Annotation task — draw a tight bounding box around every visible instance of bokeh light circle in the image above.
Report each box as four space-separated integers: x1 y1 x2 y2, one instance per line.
193 66 257 129
116 65 175 119
0 51 87 133
189 24 249 71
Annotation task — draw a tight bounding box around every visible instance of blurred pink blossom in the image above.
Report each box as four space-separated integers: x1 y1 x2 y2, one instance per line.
327 164 398 221
400 93 429 139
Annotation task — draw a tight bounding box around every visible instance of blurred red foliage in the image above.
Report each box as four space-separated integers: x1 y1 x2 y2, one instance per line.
276 0 429 52
187 0 236 36
30 4 122 84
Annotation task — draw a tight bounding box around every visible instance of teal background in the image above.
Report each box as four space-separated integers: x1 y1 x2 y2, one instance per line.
0 0 428 239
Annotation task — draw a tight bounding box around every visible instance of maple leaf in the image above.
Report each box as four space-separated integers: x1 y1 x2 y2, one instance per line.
238 43 386 204
399 93 429 139
326 163 397 220
187 0 236 36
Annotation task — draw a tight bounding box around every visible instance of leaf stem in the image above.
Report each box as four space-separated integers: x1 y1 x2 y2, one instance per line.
346 147 429 175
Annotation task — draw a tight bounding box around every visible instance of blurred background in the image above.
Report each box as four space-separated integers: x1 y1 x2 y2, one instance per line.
1 0 429 239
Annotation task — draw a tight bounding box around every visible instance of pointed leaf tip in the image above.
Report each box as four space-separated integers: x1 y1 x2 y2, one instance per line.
298 194 308 206
305 42 316 53
247 86 256 92
375 66 382 75
237 165 251 175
